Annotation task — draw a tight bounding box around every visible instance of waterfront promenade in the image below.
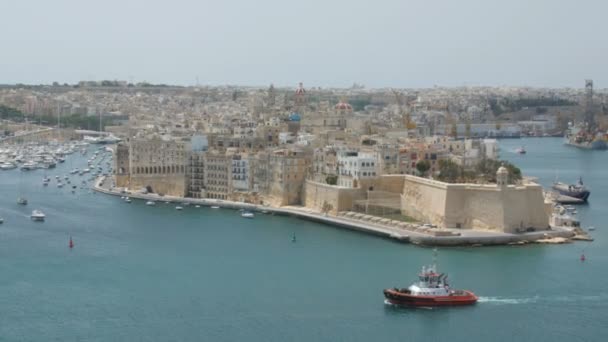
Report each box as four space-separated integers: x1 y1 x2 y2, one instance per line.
93 176 575 246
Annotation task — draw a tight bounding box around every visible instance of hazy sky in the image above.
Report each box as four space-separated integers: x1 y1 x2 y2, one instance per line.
1 0 606 88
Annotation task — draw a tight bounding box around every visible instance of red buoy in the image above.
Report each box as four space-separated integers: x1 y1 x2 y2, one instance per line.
580 254 585 262
69 236 74 249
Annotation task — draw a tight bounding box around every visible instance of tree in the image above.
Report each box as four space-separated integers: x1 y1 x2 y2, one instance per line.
325 174 338 185
416 160 431 177
475 159 522 184
436 159 462 183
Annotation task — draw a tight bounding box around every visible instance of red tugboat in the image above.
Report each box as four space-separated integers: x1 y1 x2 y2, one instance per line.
383 251 478 307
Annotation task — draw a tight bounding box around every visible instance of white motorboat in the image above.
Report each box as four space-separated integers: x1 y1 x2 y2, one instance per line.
175 206 183 210
21 162 38 171
146 201 156 206
125 197 132 203
31 210 45 221
17 197 28 205
0 217 4 224
0 162 17 170
211 205 220 209
241 211 255 218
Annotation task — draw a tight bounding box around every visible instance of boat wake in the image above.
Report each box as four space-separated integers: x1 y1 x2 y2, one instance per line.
478 294 608 305
477 296 538 305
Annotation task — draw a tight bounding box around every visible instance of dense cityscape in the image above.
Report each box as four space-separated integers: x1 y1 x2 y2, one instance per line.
2 0 608 339
1 80 605 243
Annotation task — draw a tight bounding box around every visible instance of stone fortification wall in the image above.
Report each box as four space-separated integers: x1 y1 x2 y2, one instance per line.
444 185 504 230
360 175 406 193
302 180 365 214
502 184 551 231
128 174 187 197
400 177 449 227
401 175 549 232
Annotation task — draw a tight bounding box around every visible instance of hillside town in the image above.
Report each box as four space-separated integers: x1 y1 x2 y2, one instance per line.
1 81 604 239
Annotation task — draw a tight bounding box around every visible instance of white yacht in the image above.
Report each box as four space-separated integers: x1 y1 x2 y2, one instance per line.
0 162 17 170
20 162 38 171
31 210 45 221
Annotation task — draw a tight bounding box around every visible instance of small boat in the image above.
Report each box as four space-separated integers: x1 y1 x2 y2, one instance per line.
57 183 64 188
241 211 255 218
291 233 296 243
175 206 183 210
195 205 201 208
0 217 4 224
31 210 46 221
211 206 220 209
516 146 526 154
0 162 17 170
17 197 28 205
383 250 478 307
146 201 156 206
588 226 596 231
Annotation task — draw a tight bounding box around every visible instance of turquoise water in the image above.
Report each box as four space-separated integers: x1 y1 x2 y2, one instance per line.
0 139 607 341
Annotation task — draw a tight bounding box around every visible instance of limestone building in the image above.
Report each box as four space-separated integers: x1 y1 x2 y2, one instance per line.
114 137 189 196
266 149 309 206
204 151 231 200
337 150 380 188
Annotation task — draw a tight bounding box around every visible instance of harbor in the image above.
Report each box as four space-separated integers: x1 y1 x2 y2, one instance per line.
0 139 606 341
94 175 579 246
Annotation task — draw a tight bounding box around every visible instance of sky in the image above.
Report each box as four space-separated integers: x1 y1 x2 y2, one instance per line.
1 0 607 88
